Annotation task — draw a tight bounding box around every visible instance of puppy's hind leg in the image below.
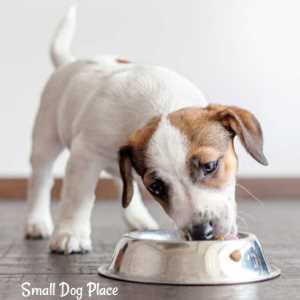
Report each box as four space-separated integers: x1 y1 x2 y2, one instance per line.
26 134 63 239
116 179 159 230
50 137 103 254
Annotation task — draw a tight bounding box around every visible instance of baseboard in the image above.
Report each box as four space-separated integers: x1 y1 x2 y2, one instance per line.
0 177 299 200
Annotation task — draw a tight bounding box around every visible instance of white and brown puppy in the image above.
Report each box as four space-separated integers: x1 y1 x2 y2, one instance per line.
25 6 268 253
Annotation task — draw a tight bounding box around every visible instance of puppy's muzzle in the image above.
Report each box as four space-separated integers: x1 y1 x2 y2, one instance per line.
187 221 214 241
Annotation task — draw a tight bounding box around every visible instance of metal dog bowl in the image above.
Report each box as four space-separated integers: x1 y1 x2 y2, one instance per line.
98 230 280 285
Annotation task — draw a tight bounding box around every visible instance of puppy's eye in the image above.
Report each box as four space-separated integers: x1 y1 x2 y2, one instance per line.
148 178 167 199
202 160 219 176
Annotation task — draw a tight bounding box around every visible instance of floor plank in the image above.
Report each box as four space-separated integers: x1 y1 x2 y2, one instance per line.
0 199 299 300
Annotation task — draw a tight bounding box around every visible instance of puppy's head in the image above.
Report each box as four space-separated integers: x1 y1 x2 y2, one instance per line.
119 105 268 240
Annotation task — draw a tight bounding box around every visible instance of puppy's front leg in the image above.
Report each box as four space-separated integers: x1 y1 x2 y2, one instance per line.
50 139 103 254
121 180 159 230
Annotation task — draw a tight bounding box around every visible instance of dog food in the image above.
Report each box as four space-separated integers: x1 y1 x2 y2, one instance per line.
216 234 239 241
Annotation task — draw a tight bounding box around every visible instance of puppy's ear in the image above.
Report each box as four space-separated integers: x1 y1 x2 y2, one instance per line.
210 105 268 166
119 146 134 208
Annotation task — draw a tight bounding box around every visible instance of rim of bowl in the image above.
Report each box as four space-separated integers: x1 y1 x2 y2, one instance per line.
123 230 256 244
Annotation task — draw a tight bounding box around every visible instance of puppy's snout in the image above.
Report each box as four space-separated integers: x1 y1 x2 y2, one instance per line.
187 221 214 241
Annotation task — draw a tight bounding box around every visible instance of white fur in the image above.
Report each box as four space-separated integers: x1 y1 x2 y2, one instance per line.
50 4 77 67
147 118 237 236
25 6 207 253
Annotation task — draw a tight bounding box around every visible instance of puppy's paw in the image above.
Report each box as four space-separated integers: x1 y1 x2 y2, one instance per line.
25 217 54 239
50 231 92 255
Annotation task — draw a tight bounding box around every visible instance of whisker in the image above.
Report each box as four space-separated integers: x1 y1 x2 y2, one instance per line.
237 215 249 229
238 210 256 222
236 183 265 208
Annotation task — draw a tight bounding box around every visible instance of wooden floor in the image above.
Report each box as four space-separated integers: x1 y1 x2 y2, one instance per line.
0 199 299 300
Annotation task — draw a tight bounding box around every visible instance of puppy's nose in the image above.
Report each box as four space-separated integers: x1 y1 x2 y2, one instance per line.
188 221 214 241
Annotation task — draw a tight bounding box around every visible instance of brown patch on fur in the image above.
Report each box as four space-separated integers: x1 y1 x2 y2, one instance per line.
169 107 232 153
143 170 169 211
202 141 238 189
208 104 268 165
168 105 266 187
128 116 161 149
120 104 266 208
153 195 169 212
127 116 161 175
119 146 134 208
169 107 238 189
118 116 161 208
116 58 131 64
189 146 223 165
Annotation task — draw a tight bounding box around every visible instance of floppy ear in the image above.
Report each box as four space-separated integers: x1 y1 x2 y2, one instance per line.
119 146 134 208
212 105 268 166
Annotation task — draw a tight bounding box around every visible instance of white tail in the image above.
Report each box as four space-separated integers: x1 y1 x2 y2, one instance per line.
50 5 77 68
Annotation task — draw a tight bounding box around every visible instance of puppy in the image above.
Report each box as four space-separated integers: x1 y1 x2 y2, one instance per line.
25 6 268 253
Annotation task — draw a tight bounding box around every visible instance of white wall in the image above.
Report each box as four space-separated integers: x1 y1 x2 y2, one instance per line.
0 0 299 177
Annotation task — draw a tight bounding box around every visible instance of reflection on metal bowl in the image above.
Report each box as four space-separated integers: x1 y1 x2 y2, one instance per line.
98 230 280 285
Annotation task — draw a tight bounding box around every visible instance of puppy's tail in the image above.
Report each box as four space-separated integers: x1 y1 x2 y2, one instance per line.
50 5 77 68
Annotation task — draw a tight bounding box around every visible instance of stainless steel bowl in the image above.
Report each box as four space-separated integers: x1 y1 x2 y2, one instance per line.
98 230 280 285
